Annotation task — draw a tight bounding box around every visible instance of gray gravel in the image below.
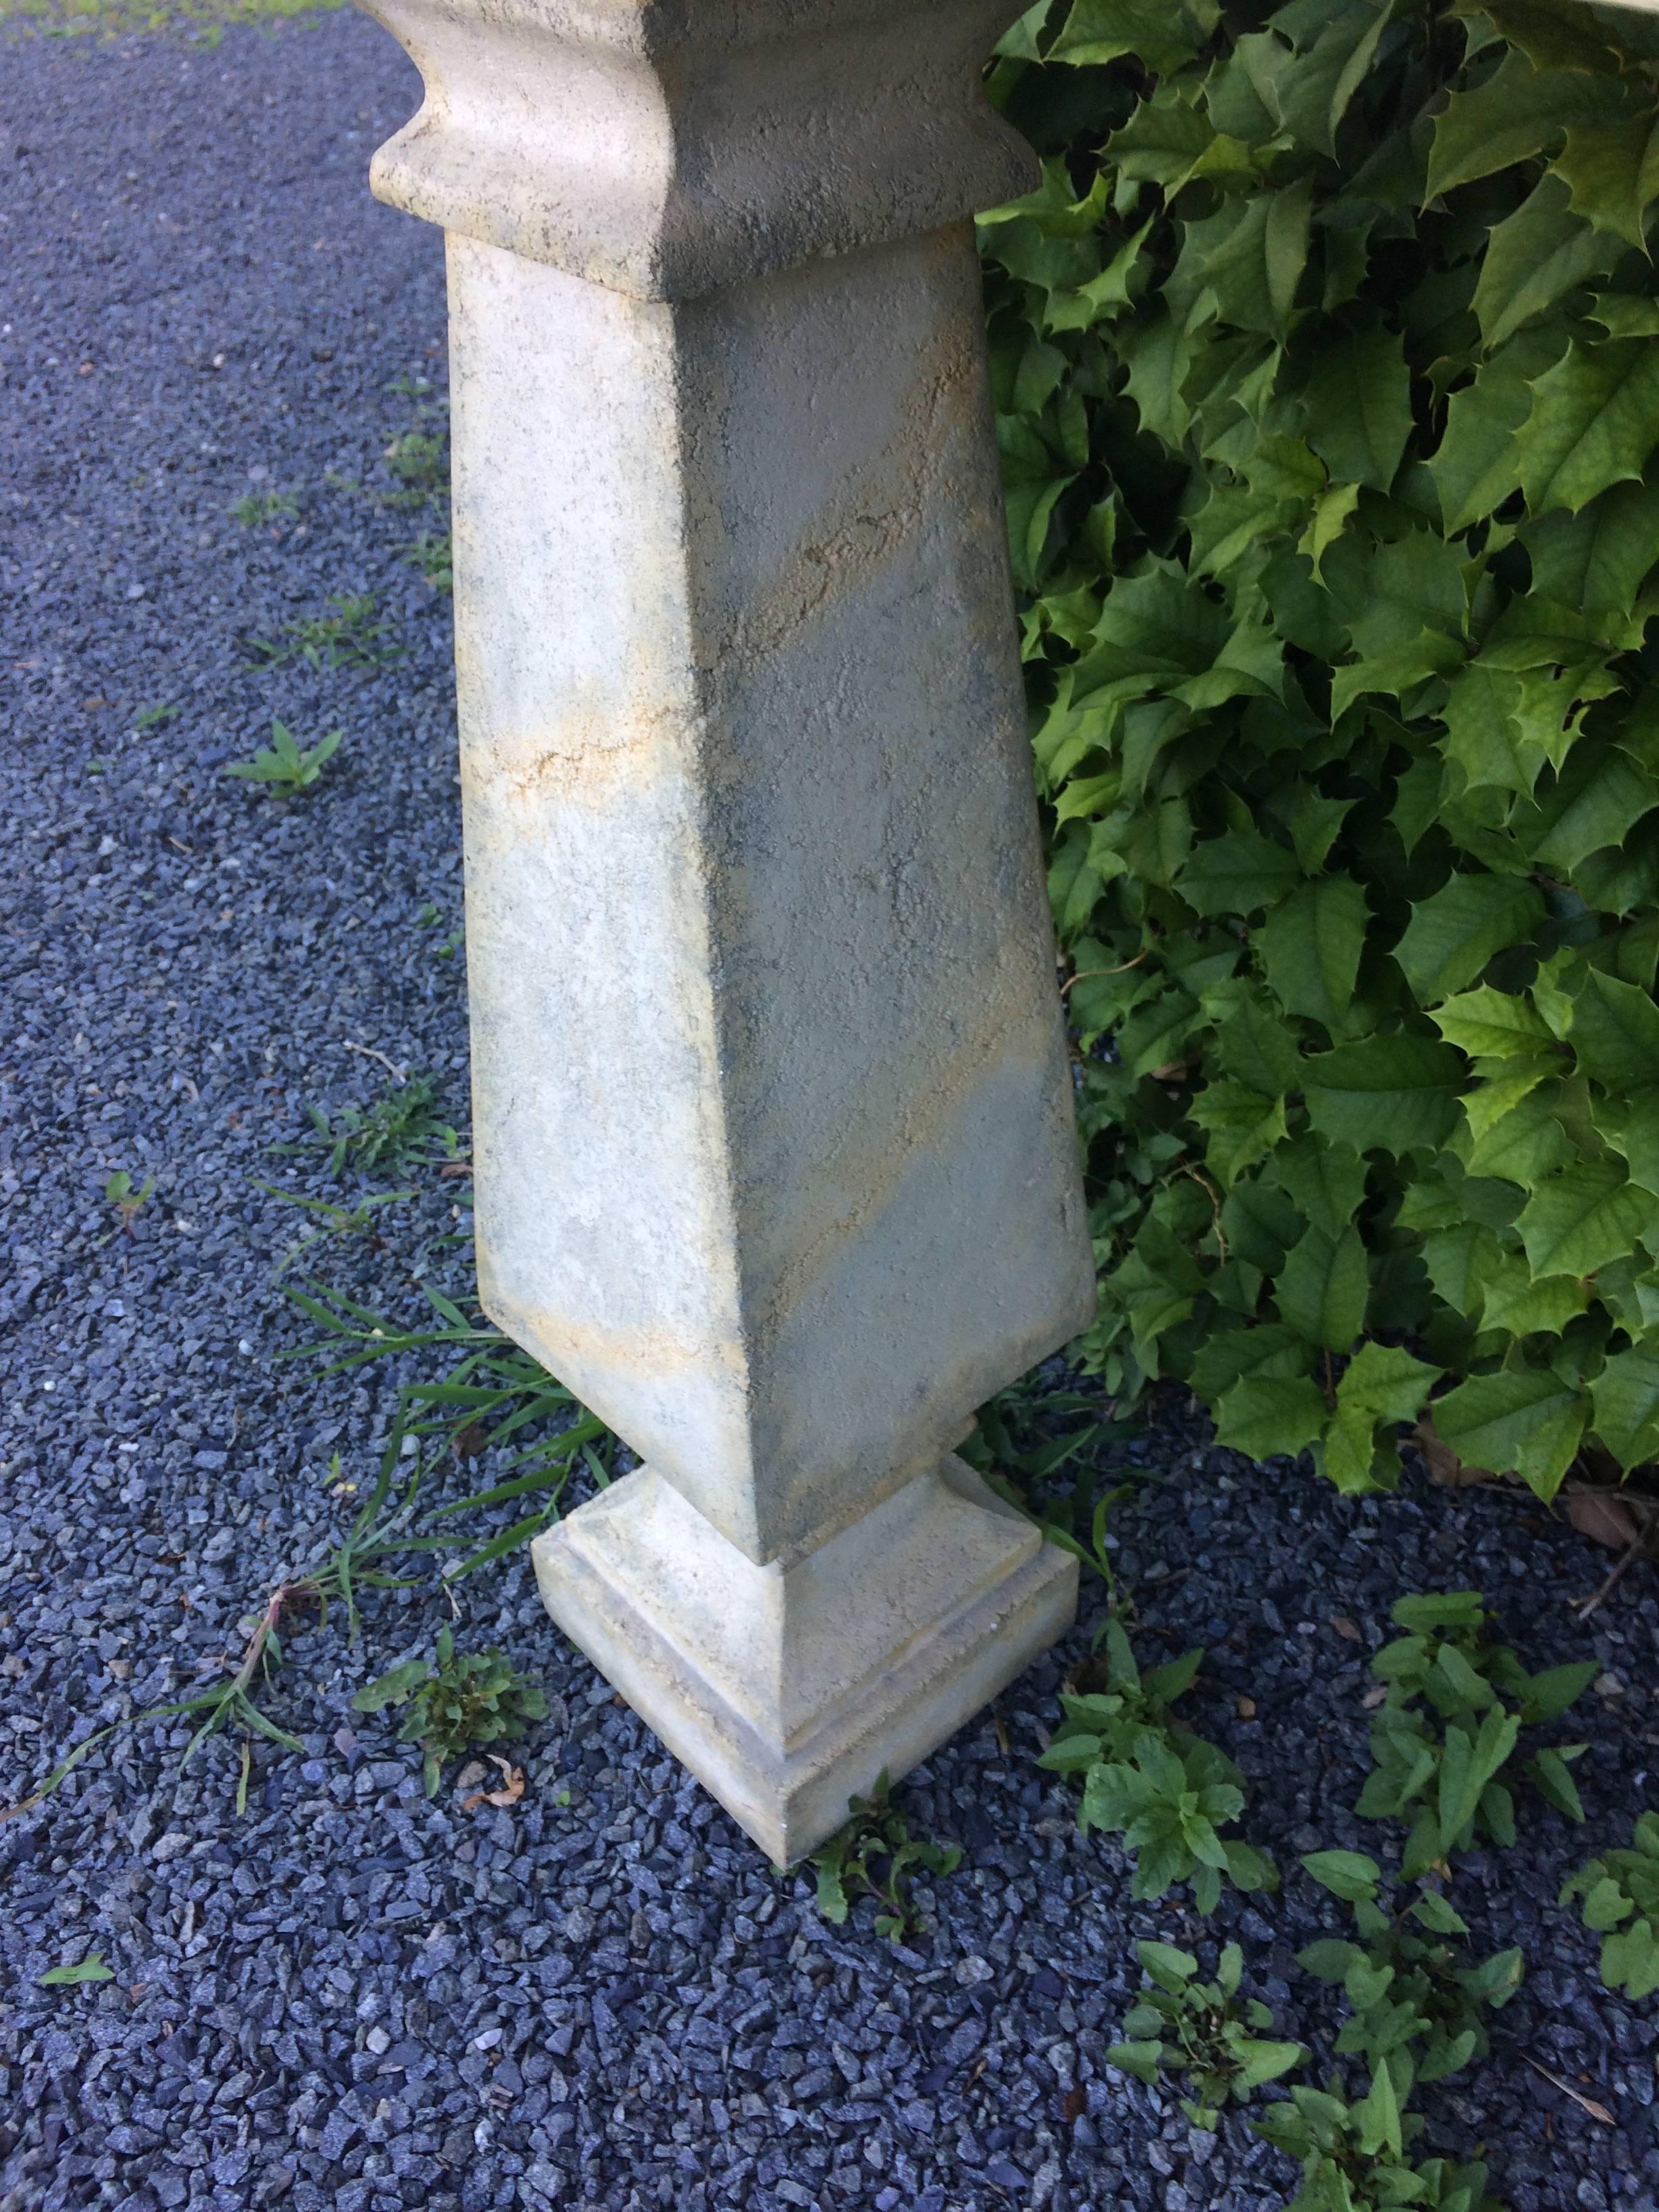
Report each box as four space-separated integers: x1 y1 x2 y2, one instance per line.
3 17 1658 2212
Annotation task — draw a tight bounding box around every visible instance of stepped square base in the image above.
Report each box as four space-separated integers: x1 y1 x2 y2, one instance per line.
531 1456 1078 1864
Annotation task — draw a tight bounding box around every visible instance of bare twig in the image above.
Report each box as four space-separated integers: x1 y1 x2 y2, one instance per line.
1513 2049 1615 2127
344 1040 409 1084
1575 1528 1650 1621
1061 954 1147 997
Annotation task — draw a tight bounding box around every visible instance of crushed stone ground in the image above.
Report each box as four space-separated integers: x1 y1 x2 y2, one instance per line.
1 18 1657 2212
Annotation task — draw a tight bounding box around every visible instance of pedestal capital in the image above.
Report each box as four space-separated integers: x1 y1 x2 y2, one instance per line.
356 0 1039 298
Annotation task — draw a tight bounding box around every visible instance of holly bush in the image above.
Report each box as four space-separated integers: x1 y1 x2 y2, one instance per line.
982 0 1659 1500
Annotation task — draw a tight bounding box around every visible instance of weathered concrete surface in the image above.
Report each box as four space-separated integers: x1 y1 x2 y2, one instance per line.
531 1459 1078 1866
361 0 1040 300
361 0 1095 1856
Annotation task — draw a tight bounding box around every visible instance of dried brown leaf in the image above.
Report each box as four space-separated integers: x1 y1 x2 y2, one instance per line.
1566 1490 1642 1551
462 1755 525 1811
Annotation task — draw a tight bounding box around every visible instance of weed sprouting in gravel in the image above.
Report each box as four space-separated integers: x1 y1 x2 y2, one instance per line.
403 527 452 592
352 1623 548 1795
253 1179 414 1278
282 1277 619 1577
133 699 178 731
804 1773 962 1943
1562 1811 1659 2000
225 716 342 796
279 1070 462 1179
381 428 447 507
39 1952 115 1988
245 592 398 671
104 1168 155 1235
1105 1939 1303 2131
1358 1591 1593 1875
229 485 300 527
1039 1618 1276 1912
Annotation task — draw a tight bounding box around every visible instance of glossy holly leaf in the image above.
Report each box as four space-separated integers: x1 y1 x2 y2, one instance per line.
1193 180 1314 340
1325 1342 1441 1491
1432 1364 1589 1497
1214 1372 1330 1461
1518 1159 1659 1278
1303 1032 1465 1155
1278 1223 1370 1351
1591 1345 1659 1466
1518 477 1659 617
1050 0 1213 74
1393 874 1546 1005
1426 49 1630 198
1255 876 1368 1029
1261 1134 1370 1242
1107 87 1218 188
1551 106 1659 252
1528 745 1659 878
1303 327 1414 492
1176 825 1303 914
1431 326 1568 533
1568 968 1659 1090
1471 174 1622 352
1516 338 1659 518
1429 984 1553 1059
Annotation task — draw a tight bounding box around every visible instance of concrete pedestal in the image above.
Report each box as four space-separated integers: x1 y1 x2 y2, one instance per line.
359 0 1094 1859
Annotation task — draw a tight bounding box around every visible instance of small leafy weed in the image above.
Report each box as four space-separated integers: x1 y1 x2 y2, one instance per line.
1561 1810 1659 2000
279 1073 462 1180
40 1952 115 1988
1298 1850 1523 2101
1105 1938 1303 2130
353 1624 548 1796
1255 2087 1501 2212
230 486 300 527
226 718 342 796
404 528 453 592
1359 1591 1593 1875
134 701 178 733
104 1170 155 1234
382 429 448 507
806 1773 962 1942
246 594 398 672
1039 1618 1275 1911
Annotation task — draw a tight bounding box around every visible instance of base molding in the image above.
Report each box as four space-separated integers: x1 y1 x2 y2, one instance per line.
531 1456 1078 1863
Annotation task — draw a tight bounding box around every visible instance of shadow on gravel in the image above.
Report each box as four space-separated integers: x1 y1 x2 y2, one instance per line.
0 18 1656 2212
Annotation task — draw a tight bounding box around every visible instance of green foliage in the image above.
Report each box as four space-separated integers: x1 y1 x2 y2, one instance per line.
960 1374 1143 1586
1256 2085 1502 2212
404 528 453 592
230 486 301 527
1300 1849 1523 2103
226 718 342 796
133 700 178 732
382 428 449 508
104 1169 155 1234
1038 1616 1275 1908
1356 1590 1592 1873
246 595 397 672
353 1623 548 1796
1105 1936 1303 2129
283 1277 619 1577
281 1072 463 1179
253 1181 414 1279
987 0 1659 1502
1561 1808 1659 1997
805 1773 963 1942
39 1952 115 1987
